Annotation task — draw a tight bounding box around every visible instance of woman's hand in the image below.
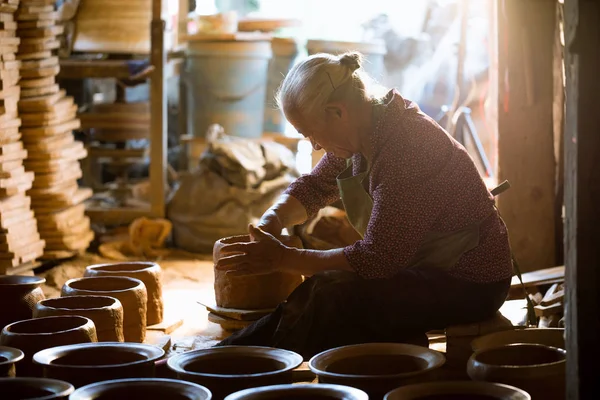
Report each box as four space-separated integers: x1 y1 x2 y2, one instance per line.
257 210 283 237
215 225 291 276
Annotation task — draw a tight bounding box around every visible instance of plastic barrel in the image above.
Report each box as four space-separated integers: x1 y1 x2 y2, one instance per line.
263 37 299 135
185 39 272 138
306 39 387 82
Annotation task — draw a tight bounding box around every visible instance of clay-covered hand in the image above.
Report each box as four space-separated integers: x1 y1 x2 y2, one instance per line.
215 224 290 276
257 210 283 237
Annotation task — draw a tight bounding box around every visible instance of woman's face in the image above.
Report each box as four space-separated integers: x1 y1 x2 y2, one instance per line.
285 104 358 159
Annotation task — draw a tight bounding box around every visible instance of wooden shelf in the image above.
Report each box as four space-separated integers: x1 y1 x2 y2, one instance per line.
57 57 183 80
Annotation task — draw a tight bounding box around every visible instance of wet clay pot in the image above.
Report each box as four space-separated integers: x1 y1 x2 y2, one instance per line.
0 377 74 399
33 296 124 342
467 343 566 400
0 276 46 331
33 342 164 388
224 383 368 400
471 328 565 352
0 346 24 377
167 346 303 400
213 235 304 310
84 262 164 325
0 316 97 377
61 276 147 343
70 378 212 400
309 343 446 400
384 381 531 400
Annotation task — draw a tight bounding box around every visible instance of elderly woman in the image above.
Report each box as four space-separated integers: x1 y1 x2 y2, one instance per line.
215 52 513 359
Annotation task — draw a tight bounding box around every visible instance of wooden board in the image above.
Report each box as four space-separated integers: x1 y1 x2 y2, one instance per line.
198 300 275 321
18 39 60 53
0 193 29 213
26 138 84 161
20 83 59 97
31 167 81 187
20 64 60 79
18 89 65 112
43 230 94 251
17 24 63 38
0 232 42 253
20 55 58 69
18 4 54 14
16 50 51 60
0 3 18 13
20 103 77 127
16 11 58 22
207 312 253 332
40 216 91 238
39 249 81 261
0 237 44 259
19 75 54 88
31 187 93 211
510 266 565 288
36 201 85 225
23 131 74 150
24 156 83 174
0 148 27 164
0 239 45 269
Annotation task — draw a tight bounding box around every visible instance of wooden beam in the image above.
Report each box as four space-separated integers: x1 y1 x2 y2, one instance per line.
563 0 600 398
149 0 167 218
496 0 556 272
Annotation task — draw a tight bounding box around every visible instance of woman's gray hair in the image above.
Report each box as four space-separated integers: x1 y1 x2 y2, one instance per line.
275 51 379 121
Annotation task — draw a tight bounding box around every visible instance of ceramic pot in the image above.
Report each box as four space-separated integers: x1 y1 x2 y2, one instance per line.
33 296 125 342
70 378 212 400
0 316 97 377
213 235 303 310
0 377 74 399
167 346 303 400
471 328 565 352
61 276 147 342
309 343 445 400
0 346 24 377
224 383 368 400
384 381 531 399
467 343 566 399
84 262 163 325
33 342 164 388
0 276 45 331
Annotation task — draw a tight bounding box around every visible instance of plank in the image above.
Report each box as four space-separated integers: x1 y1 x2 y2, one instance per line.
496 0 556 273
20 64 59 78
43 230 94 251
20 83 59 97
0 193 29 213
31 187 92 211
17 25 63 38
16 50 51 60
16 11 58 21
16 18 53 29
510 265 565 288
19 55 58 69
18 89 65 111
198 300 275 321
18 38 60 53
563 0 600 398
19 75 54 88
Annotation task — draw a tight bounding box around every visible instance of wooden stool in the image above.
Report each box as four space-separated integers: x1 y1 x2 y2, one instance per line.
444 311 514 374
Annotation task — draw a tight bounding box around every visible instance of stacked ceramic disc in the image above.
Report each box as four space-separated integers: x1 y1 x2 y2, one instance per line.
15 0 94 259
0 0 45 274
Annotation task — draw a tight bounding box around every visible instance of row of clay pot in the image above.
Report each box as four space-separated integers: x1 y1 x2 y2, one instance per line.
0 341 540 400
0 262 163 344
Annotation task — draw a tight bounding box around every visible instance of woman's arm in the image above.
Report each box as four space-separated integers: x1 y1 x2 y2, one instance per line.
282 247 353 276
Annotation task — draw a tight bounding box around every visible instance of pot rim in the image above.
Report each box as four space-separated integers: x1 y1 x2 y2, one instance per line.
224 383 368 400
86 261 159 273
2 315 94 336
69 378 212 400
0 377 74 399
65 276 144 293
469 343 567 369
471 327 565 352
0 275 45 287
308 342 446 381
32 342 165 370
167 346 303 379
0 346 25 365
384 381 531 400
37 295 122 311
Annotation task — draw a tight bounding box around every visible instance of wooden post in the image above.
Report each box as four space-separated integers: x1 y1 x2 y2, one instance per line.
563 0 600 398
150 0 168 218
496 0 556 272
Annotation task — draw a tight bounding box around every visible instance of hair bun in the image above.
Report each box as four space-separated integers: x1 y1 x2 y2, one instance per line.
339 52 362 72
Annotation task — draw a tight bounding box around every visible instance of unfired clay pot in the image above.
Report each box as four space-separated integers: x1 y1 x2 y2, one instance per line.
33 342 164 388
0 316 97 377
0 276 46 331
84 262 164 325
213 235 303 310
34 295 125 342
309 343 446 400
224 383 368 400
384 381 531 400
0 346 24 377
467 343 566 399
61 276 147 343
0 377 74 399
471 327 565 352
69 378 212 400
167 346 303 400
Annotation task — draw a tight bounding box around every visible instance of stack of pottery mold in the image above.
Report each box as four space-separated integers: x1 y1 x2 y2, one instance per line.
15 0 93 260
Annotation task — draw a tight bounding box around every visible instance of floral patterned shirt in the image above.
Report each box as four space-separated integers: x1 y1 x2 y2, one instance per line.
284 90 513 283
